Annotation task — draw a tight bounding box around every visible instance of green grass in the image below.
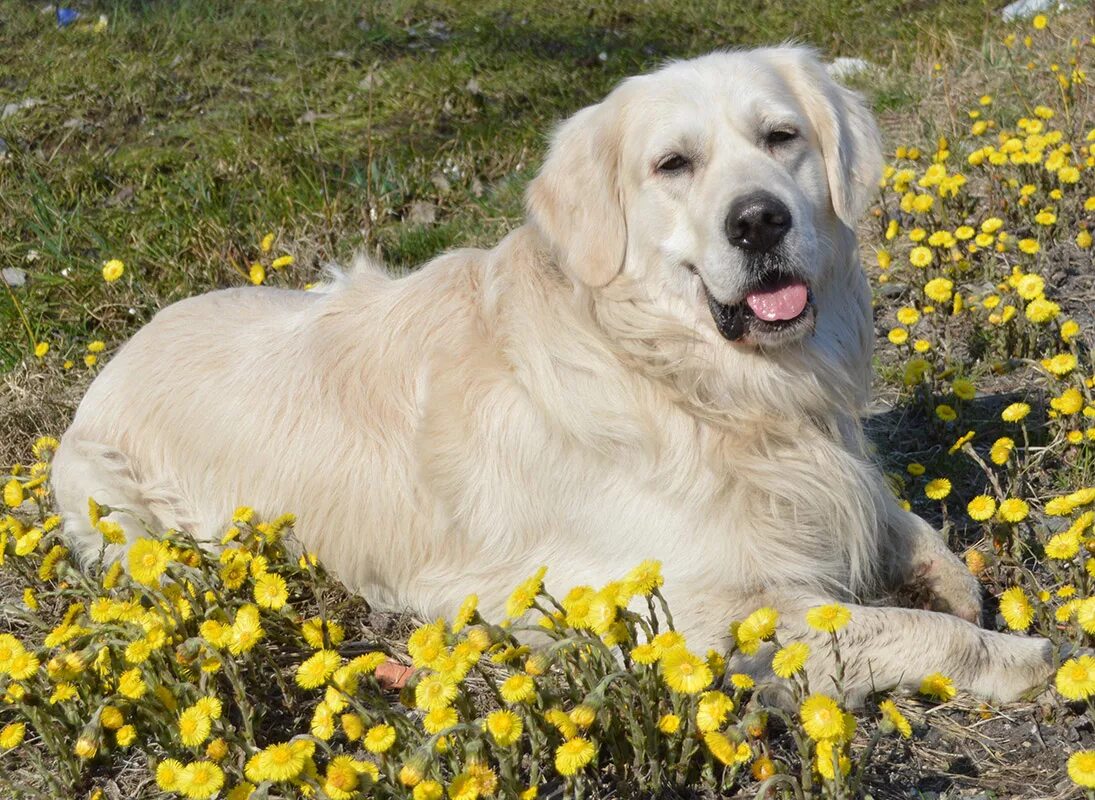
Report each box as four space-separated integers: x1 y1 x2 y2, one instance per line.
0 0 1001 374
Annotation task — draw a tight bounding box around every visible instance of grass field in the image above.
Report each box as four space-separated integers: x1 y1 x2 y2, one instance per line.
2 1 1095 798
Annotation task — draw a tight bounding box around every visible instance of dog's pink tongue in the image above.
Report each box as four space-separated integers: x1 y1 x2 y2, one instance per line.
745 282 808 322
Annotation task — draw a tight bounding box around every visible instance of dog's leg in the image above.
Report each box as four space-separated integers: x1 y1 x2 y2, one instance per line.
882 499 983 624
699 591 1052 706
51 437 196 564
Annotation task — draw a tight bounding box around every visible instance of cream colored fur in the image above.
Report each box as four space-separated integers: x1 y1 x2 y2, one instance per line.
52 47 1052 704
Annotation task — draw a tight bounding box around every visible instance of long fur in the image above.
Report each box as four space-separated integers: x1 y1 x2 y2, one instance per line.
51 46 1052 703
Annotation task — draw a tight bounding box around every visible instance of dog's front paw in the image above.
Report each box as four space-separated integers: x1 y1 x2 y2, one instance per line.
969 633 1054 704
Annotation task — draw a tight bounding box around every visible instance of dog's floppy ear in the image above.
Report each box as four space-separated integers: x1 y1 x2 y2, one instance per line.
785 49 882 227
526 101 627 288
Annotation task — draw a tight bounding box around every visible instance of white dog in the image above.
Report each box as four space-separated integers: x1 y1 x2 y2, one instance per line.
52 46 1052 703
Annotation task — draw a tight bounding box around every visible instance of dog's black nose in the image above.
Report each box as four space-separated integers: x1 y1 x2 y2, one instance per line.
725 192 792 253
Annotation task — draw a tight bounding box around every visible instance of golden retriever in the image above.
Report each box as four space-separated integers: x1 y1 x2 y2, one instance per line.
52 46 1052 703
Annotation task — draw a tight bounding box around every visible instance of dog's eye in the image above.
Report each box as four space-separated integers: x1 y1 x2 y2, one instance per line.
656 153 692 174
765 128 799 147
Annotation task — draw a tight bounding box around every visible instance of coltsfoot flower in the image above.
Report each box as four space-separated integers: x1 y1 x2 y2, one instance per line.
805 604 851 633
555 737 596 776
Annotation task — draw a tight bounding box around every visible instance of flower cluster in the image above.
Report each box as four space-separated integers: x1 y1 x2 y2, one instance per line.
871 12 1095 789
0 443 922 799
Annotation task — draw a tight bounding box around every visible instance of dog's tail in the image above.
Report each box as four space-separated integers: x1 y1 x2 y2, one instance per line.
310 253 391 294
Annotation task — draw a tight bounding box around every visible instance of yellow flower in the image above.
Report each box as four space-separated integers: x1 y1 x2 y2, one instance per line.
772 641 810 679
452 594 478 632
102 259 125 282
1052 388 1083 415
906 462 925 476
0 723 25 749
115 724 137 747
97 519 126 545
704 731 749 766
800 694 845 741
260 233 275 253
935 404 957 421
118 668 147 699
966 495 996 521
248 263 265 285
924 478 951 501
178 705 212 747
271 255 294 269
918 672 956 701
341 713 364 741
177 761 224 800
1001 402 1030 422
364 723 396 754
998 498 1029 523
1026 297 1060 323
34 341 49 358
696 691 734 733
1018 238 1040 254
568 704 596 729
157 759 186 791
554 737 596 776
730 673 755 690
909 246 933 267
887 328 908 345
1042 353 1077 376
447 772 477 800
952 379 976 401
414 780 445 800
896 307 920 326
924 278 953 303
2 480 24 509
660 647 713 694
226 782 255 800
400 761 425 787
485 710 523 746
735 606 779 654
998 587 1034 631
244 741 311 783
1032 13 1047 29
879 700 911 737
407 620 446 668
506 566 546 618
657 713 680 734
1069 750 1095 788
253 572 288 610
1078 230 1093 249
128 538 171 586
323 755 361 799
805 604 851 634
74 736 98 759
499 673 536 704
301 617 345 649
206 738 229 761
295 650 341 689
1046 529 1081 560
623 559 664 596
1056 656 1095 700
816 739 850 780
990 437 1014 465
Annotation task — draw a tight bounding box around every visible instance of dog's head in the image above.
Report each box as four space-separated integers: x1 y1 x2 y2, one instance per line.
527 46 881 352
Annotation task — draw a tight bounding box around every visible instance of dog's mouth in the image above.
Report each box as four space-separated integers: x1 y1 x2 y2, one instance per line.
698 269 815 346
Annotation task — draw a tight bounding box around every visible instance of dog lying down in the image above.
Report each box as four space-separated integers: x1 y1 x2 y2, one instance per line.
52 46 1052 704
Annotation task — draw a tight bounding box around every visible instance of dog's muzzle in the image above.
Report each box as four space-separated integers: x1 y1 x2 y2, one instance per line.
704 267 815 346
